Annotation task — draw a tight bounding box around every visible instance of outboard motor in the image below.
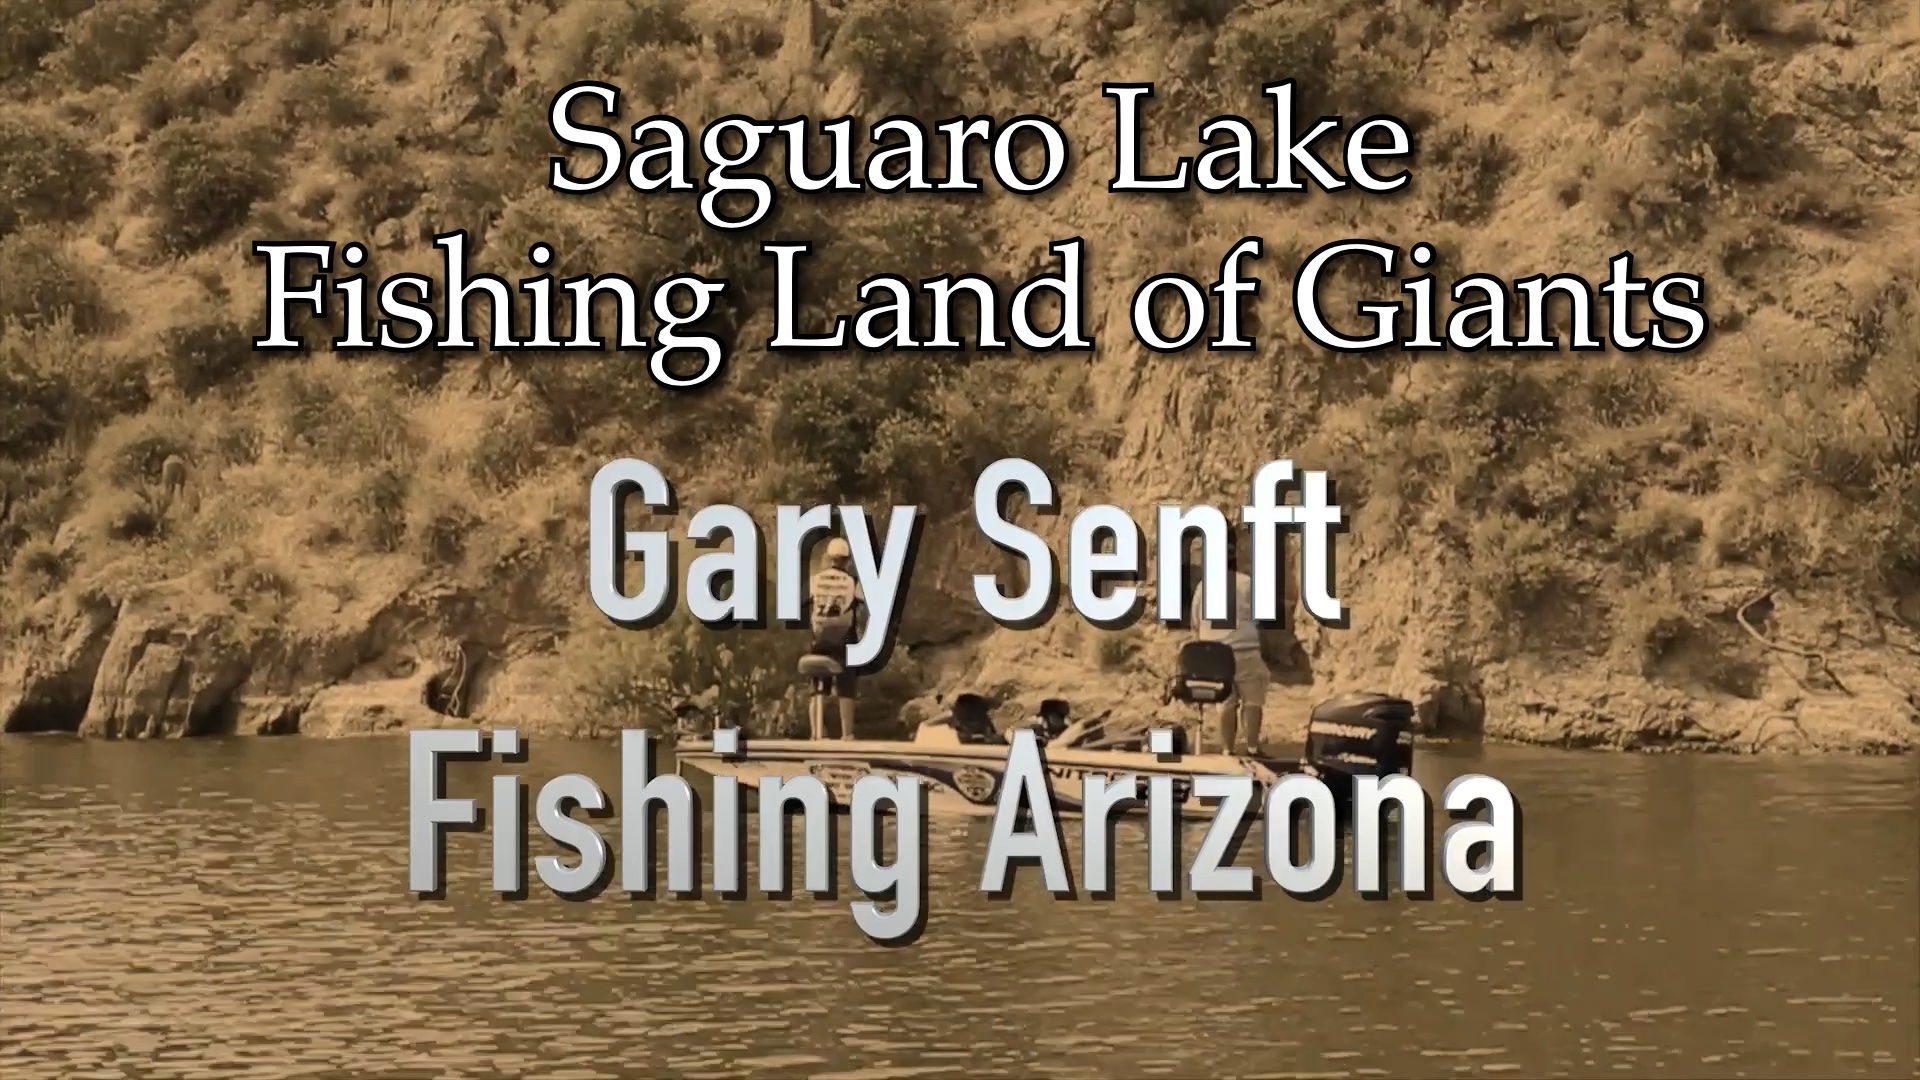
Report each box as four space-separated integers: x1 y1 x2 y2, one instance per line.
1164 640 1237 706
1304 691 1417 778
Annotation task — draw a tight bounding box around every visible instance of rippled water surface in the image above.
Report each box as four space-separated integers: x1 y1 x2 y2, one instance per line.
2 735 1915 1079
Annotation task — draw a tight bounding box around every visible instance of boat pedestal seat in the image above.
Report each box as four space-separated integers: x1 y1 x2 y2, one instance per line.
797 653 845 680
1166 640 1237 705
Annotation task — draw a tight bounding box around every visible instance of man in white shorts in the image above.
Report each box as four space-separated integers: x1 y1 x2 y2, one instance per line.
806 537 865 740
1187 542 1272 756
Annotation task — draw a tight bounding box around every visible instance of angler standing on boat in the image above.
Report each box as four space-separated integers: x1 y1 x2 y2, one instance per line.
1188 541 1270 756
807 536 866 740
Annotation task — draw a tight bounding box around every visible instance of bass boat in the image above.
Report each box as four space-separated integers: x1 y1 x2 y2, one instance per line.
674 642 1418 821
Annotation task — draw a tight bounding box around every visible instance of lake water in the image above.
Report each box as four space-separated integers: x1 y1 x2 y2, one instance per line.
1 734 1915 1080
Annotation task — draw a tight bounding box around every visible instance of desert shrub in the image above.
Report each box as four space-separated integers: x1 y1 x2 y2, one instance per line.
544 0 695 80
0 227 109 333
83 407 200 495
1167 0 1233 25
1844 286 1920 469
406 474 482 566
0 110 110 237
1611 579 1701 675
269 63 376 131
92 487 164 542
0 318 144 440
1213 4 1337 112
274 9 333 65
128 46 259 129
1469 513 1580 618
831 0 953 105
870 363 1067 507
707 7 782 68
1483 0 1585 44
0 336 75 462
328 123 402 172
767 356 939 502
1599 164 1711 245
7 538 67 598
1422 126 1514 225
1580 359 1670 428
349 464 409 553
1755 286 1920 582
414 160 513 248
1492 441 1625 535
1434 361 1562 466
265 363 416 468
1654 51 1793 184
162 311 254 396
564 607 816 737
346 165 424 228
1613 490 1705 568
489 82 562 165
1861 466 1920 579
1 0 94 79
787 199 985 326
44 0 188 88
140 120 277 254
467 407 548 491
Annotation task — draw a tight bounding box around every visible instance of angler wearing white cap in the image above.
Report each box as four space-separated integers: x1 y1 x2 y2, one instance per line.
806 536 867 739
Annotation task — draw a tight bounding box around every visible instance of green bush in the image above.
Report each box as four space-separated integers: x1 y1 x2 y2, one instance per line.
140 120 277 254
1613 491 1705 568
863 363 1066 507
767 356 937 503
44 0 187 88
346 165 424 228
831 0 952 104
1436 362 1562 462
7 538 68 599
1213 4 1338 112
545 0 695 80
563 609 817 738
1469 513 1581 620
83 406 200 491
0 226 109 333
1423 126 1514 226
0 109 110 237
0 0 93 81
131 57 253 130
263 362 416 468
267 63 375 131
350 465 410 553
1655 52 1793 183
328 122 401 173
0 334 75 463
162 311 253 396
274 9 334 66
1580 360 1670 428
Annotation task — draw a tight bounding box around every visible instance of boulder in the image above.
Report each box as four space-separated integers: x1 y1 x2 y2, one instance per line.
78 610 252 738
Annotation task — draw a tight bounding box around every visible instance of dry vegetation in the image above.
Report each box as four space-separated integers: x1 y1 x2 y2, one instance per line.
1 0 1916 748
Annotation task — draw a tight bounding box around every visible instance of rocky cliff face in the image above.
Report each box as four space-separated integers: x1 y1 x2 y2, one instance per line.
2 0 1917 752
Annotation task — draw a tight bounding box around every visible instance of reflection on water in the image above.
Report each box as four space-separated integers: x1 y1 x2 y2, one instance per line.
1 735 1914 1080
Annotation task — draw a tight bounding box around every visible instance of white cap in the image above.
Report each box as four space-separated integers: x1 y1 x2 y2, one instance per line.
824 537 852 561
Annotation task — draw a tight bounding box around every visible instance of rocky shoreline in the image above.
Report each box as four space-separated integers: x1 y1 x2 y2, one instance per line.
5 568 1914 755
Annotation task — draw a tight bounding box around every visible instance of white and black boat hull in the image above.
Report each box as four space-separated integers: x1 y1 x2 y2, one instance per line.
672 738 1357 820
